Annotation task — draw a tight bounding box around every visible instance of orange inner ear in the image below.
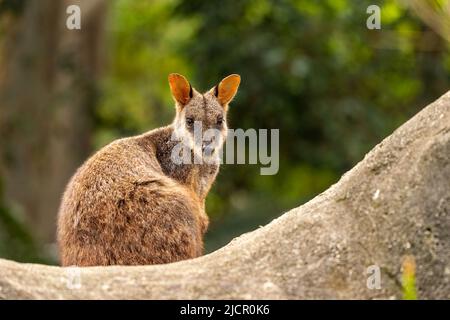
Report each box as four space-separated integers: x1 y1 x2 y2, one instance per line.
217 74 241 105
168 73 191 105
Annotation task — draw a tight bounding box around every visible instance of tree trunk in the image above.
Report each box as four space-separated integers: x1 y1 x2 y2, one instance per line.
0 90 449 299
0 0 106 245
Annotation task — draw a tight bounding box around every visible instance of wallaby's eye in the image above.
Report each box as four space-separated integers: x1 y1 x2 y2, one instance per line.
186 117 194 127
216 116 223 126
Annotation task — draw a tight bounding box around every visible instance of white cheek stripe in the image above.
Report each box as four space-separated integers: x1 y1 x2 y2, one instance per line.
172 109 195 148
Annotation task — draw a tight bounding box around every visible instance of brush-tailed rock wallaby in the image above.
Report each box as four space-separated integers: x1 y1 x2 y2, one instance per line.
57 73 241 266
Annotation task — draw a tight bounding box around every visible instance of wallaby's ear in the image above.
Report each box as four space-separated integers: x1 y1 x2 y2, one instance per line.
215 74 241 106
168 73 192 106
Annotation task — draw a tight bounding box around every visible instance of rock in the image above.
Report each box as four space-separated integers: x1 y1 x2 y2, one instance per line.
1 91 449 299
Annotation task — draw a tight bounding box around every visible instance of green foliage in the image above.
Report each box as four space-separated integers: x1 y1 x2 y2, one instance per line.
95 0 197 147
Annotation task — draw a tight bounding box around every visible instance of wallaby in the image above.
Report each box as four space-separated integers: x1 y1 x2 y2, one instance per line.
57 73 241 266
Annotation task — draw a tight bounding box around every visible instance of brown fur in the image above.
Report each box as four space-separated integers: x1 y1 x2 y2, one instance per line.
57 74 240 266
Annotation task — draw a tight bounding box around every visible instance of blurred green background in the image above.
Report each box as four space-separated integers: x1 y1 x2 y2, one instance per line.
0 0 449 264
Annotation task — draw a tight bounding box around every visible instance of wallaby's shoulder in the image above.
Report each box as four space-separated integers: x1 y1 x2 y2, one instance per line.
80 125 172 175
63 126 173 201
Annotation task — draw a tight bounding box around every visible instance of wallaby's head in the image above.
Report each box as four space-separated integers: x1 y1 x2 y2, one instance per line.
169 73 240 160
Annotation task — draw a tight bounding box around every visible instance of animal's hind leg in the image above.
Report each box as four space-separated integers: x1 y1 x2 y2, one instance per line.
118 181 204 264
